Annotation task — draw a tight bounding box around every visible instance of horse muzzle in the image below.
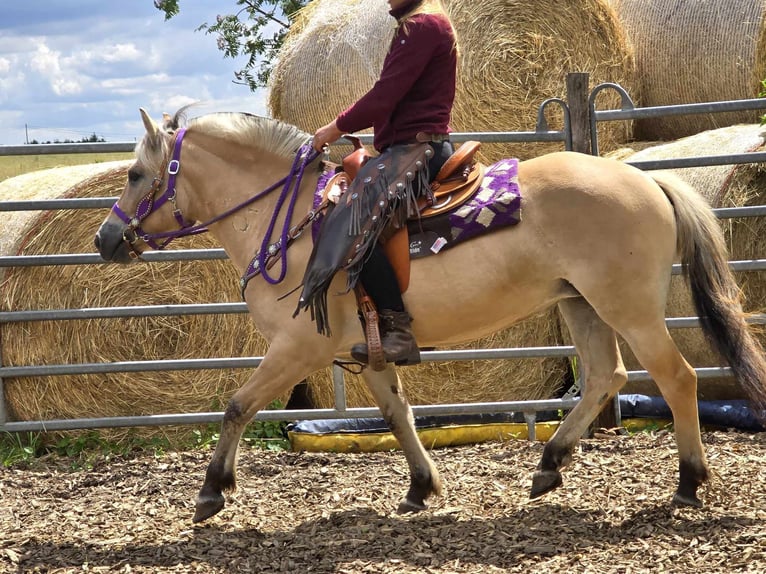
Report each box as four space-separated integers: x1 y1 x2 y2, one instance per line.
94 220 141 263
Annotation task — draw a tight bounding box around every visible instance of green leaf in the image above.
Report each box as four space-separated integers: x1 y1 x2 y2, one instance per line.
154 0 309 90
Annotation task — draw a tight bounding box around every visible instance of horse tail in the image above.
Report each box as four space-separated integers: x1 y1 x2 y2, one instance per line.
652 170 766 421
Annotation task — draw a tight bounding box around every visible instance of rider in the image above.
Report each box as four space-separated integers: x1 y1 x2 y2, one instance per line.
312 0 459 365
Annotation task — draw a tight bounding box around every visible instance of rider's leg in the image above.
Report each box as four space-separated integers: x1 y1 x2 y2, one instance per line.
427 140 453 176
350 140 453 366
351 244 420 365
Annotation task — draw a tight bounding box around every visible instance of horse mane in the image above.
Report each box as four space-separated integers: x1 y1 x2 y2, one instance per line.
184 107 311 158
136 105 311 170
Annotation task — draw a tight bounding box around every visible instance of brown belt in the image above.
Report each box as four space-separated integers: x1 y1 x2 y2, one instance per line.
413 132 450 143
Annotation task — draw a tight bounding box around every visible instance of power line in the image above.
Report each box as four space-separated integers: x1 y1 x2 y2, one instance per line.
25 125 139 140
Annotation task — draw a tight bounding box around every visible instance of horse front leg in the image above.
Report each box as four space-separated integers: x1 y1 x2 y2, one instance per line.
193 350 325 523
362 365 442 513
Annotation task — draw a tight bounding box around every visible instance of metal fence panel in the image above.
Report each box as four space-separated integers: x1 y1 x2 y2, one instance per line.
1 86 764 435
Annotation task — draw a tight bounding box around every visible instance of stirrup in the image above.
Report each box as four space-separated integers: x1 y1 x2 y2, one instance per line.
350 341 421 367
393 348 422 367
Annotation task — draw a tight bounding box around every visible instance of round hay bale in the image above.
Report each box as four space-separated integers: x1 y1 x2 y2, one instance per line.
0 162 129 260
0 164 285 443
268 0 391 144
607 0 766 141
614 124 766 400
269 0 637 161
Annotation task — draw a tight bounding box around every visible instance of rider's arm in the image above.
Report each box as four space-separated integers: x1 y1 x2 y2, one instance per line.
335 16 443 134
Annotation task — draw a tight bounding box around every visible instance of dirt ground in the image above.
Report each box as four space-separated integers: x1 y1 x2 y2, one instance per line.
2 429 766 574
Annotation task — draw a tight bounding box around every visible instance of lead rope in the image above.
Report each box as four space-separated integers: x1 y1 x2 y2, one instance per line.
239 143 319 294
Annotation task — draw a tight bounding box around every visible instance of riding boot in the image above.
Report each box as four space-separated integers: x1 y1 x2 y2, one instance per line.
351 309 421 365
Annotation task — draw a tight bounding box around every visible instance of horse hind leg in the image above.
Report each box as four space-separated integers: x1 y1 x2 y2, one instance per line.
531 297 628 499
362 365 442 513
620 323 709 507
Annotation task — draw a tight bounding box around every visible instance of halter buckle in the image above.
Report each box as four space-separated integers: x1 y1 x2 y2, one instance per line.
168 159 180 175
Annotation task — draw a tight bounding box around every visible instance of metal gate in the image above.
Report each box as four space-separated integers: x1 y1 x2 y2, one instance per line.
1 76 765 438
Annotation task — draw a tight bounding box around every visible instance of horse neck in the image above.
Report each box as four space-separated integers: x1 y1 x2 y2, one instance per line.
182 133 319 273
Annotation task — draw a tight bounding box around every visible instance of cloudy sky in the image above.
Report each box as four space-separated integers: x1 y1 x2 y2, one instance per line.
0 1 271 145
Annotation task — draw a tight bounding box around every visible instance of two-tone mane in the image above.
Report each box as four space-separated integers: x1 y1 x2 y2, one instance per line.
136 106 311 170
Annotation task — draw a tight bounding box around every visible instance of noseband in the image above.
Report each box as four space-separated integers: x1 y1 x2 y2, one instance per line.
110 128 320 270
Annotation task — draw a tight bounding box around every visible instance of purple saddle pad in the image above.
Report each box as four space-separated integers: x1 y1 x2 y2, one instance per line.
408 158 521 259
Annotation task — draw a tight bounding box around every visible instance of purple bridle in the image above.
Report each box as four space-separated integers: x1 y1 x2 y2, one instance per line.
111 128 320 286
111 128 197 254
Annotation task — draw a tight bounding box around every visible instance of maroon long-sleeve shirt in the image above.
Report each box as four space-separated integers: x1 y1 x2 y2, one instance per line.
335 3 457 152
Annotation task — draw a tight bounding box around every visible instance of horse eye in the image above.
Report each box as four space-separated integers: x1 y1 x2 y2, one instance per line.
127 169 142 183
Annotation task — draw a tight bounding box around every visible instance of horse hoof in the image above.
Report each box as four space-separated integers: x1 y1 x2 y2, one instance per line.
530 469 563 499
193 492 226 523
671 492 703 508
397 497 428 514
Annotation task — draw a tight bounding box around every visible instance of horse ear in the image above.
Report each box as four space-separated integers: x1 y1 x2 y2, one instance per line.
139 108 160 140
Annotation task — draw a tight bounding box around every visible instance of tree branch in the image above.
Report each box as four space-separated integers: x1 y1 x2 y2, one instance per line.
242 0 290 28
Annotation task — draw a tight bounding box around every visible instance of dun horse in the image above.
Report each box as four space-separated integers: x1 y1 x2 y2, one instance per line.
95 108 766 524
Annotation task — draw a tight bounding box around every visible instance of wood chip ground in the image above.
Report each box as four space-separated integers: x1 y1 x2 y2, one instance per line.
2 430 765 573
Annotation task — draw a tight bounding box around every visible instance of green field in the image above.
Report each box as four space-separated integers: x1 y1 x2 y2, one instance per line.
0 152 134 183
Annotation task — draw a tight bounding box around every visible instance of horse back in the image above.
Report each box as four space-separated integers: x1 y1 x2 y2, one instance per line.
518 151 675 223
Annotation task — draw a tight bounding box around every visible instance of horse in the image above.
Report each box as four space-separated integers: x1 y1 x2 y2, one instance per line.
95 107 766 524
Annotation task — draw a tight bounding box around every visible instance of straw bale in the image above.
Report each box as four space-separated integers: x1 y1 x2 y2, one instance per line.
614 125 766 400
269 0 637 162
607 0 766 141
0 165 283 442
0 162 128 265
268 0 391 150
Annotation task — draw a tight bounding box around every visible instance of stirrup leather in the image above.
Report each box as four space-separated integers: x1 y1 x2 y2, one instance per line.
353 284 386 371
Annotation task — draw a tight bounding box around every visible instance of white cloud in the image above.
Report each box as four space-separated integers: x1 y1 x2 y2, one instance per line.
101 43 142 63
28 44 59 75
100 73 173 96
161 95 199 112
51 77 82 96
0 1 271 145
0 57 24 106
29 44 83 96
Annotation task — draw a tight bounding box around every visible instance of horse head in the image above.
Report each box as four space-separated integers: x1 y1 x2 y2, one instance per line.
95 107 196 263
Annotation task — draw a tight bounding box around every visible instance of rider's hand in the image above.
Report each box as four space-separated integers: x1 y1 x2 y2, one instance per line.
313 119 343 152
